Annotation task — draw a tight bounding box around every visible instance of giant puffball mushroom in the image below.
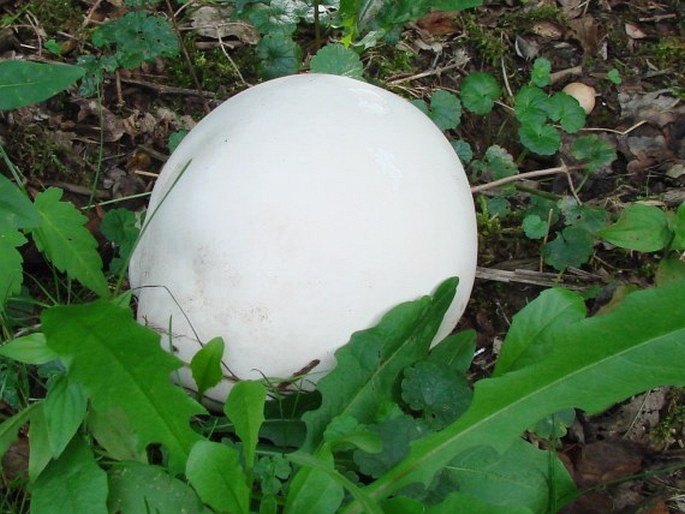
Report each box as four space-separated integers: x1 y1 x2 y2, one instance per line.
129 73 478 404
562 82 596 115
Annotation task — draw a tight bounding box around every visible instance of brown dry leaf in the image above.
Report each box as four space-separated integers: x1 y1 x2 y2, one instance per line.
569 16 602 56
416 11 458 36
190 5 260 45
76 99 127 142
618 91 683 126
591 389 668 444
558 0 584 19
1 437 28 482
575 440 644 485
531 20 564 39
625 22 647 39
515 34 540 60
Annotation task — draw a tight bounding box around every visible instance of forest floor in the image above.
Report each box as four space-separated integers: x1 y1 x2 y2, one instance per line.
1 0 684 512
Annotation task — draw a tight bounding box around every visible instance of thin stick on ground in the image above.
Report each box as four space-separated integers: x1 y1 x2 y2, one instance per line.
470 163 585 193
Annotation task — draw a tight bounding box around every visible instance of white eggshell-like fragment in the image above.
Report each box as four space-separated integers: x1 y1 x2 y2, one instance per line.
562 82 596 114
129 73 477 403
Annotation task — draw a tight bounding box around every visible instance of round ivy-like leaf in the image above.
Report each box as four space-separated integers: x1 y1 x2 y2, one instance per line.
531 57 551 88
514 85 548 126
256 33 302 79
461 72 501 115
428 90 462 130
519 122 560 155
522 214 548 240
546 92 586 133
542 226 595 270
571 135 617 173
310 44 364 80
451 139 473 164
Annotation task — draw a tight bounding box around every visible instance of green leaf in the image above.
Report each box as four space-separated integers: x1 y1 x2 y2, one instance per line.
427 330 476 374
190 336 225 399
186 440 251 514
29 403 53 481
598 203 671 252
381 497 424 514
256 33 302 79
670 202 685 250
31 437 108 514
521 214 548 240
99 207 139 274
571 134 617 173
0 229 26 308
531 408 576 439
0 333 58 364
246 0 303 35
494 288 586 377
445 438 576 512
89 407 146 462
450 139 473 164
471 145 518 181
401 361 471 429
0 174 40 229
656 257 685 287
310 44 364 80
43 375 88 458
92 12 179 70
323 415 381 453
432 0 484 11
428 492 533 514
542 226 595 270
545 92 586 133
421 90 462 131
0 61 84 110
530 57 551 87
347 280 685 510
225 380 267 475
514 85 548 126
460 72 500 115
519 121 560 155
108 462 207 514
607 68 622 84
0 404 36 464
302 278 458 451
42 300 205 472
29 188 109 297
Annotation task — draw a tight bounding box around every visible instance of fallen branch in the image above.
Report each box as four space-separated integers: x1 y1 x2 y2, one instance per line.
470 164 585 193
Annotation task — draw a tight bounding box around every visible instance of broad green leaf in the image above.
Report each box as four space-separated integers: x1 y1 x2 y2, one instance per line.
670 202 685 250
0 61 84 110
190 336 225 399
531 408 576 439
530 57 551 87
42 300 205 472
30 188 109 297
286 446 372 514
427 330 476 374
444 438 576 512
656 257 685 287
519 122 560 155
545 92 586 133
0 229 26 308
89 407 146 462
225 380 267 475
323 415 381 453
401 361 471 429
432 0 483 11
422 90 462 131
0 174 40 229
571 134 617 173
428 492 533 513
514 85 548 126
108 462 207 514
302 277 458 451
257 33 302 79
353 410 426 478
460 72 500 115
0 403 36 463
381 497 424 514
521 214 548 240
345 281 685 510
310 44 364 79
43 375 88 458
0 333 57 364
186 440 251 514
29 403 53 481
542 226 594 270
31 437 108 514
494 288 586 377
450 139 473 164
598 203 671 252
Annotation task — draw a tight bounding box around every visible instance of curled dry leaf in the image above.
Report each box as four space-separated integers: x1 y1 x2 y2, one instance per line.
531 21 564 39
190 6 260 45
624 22 647 39
416 12 458 36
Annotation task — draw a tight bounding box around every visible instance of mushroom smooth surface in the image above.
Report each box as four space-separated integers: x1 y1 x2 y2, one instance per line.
129 73 478 403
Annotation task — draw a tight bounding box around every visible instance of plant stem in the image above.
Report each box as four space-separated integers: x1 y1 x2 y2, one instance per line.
471 164 585 193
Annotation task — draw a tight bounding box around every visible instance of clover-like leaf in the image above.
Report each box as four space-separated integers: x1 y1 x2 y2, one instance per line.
530 57 551 87
545 92 586 133
514 85 548 126
518 122 560 155
542 226 594 270
522 214 548 240
310 44 364 80
461 72 501 115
